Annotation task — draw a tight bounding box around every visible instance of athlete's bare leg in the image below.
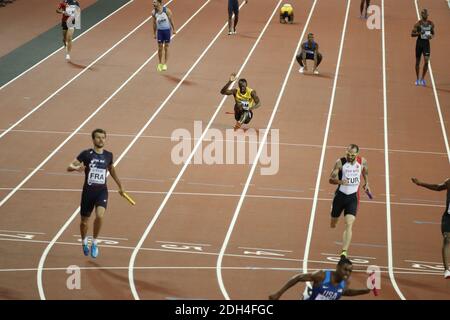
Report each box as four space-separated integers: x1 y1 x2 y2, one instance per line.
443 232 450 271
158 43 164 64
164 43 169 64
80 216 89 242
342 214 356 251
93 206 105 240
422 55 430 81
415 57 421 80
330 217 339 228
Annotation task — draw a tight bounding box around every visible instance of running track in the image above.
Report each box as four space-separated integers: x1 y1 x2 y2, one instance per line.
0 0 449 300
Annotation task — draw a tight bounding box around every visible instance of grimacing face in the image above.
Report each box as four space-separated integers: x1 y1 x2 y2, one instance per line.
93 133 106 148
238 80 247 93
346 147 358 163
337 263 353 280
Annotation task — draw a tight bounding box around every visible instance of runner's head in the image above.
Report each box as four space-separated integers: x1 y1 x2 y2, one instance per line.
91 128 106 149
307 33 314 43
421 9 428 21
336 257 353 281
238 78 247 93
346 144 359 163
153 0 162 9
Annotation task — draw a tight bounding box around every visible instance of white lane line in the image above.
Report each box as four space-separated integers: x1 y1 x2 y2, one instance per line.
381 0 406 300
71 235 128 241
0 0 206 211
217 0 318 301
404 259 442 264
156 241 212 246
238 247 293 253
302 0 350 273
0 236 442 274
0 229 45 235
0 0 135 91
0 187 446 208
1 128 446 156
414 0 450 163
128 0 277 301
35 0 214 300
320 253 376 260
0 266 442 276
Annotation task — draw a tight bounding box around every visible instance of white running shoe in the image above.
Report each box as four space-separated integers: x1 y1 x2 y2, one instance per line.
65 54 71 61
313 69 319 75
299 67 305 74
445 269 450 279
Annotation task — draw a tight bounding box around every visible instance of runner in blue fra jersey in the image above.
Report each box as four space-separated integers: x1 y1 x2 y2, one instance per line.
269 258 372 300
67 128 126 259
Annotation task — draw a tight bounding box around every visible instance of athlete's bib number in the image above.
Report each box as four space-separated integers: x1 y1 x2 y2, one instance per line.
88 168 106 185
241 101 250 111
347 177 360 185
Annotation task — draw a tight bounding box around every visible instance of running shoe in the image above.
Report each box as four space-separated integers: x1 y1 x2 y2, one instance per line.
421 79 426 86
340 250 348 259
445 269 450 279
82 243 89 256
313 69 320 75
66 54 71 61
415 79 420 86
299 67 305 74
91 242 99 258
162 64 168 71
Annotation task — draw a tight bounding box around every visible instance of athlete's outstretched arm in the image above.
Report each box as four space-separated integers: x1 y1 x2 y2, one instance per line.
220 73 237 95
67 159 84 172
329 159 346 185
342 288 370 296
269 271 322 300
250 90 261 110
411 178 449 191
109 164 125 195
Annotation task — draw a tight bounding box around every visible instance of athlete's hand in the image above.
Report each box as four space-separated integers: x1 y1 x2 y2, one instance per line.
411 177 420 185
340 179 349 185
118 189 125 197
230 73 237 82
153 33 156 39
363 183 370 191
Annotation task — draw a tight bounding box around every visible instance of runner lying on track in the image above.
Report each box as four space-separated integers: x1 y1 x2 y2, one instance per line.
411 177 450 279
269 258 374 300
220 73 261 130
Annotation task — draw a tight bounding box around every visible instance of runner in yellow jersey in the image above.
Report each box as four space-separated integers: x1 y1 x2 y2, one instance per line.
280 3 294 24
221 73 261 130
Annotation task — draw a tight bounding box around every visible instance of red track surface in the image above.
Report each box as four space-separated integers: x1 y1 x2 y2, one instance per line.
0 0 449 300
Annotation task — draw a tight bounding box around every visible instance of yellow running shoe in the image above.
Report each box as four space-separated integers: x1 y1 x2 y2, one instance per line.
162 64 168 71
340 250 348 259
157 63 163 72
